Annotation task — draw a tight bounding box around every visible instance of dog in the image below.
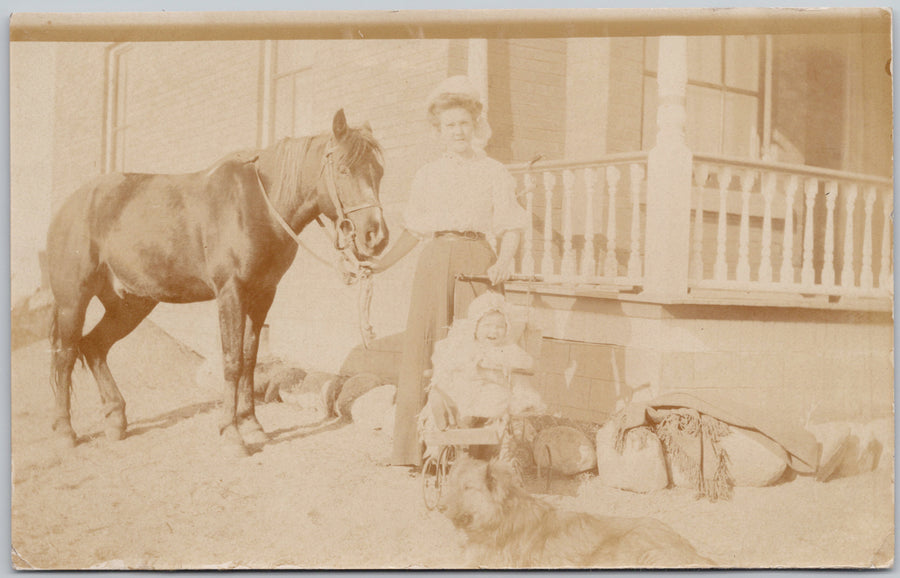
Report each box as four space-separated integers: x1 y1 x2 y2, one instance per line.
439 456 715 568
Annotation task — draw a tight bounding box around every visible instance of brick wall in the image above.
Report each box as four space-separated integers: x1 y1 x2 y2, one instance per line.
116 42 260 174
487 39 566 164
52 43 108 207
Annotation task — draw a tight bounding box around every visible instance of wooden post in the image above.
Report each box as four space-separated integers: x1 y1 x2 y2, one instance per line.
521 174 536 277
644 37 693 298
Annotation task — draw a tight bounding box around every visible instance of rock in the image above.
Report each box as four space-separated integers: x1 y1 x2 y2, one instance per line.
533 425 597 476
336 373 385 419
718 426 788 487
595 422 668 493
350 385 397 430
281 371 342 414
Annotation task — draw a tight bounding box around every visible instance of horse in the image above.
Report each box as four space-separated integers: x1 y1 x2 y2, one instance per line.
46 109 388 456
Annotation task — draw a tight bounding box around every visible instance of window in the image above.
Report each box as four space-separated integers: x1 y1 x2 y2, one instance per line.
642 36 768 158
270 41 316 142
104 43 132 173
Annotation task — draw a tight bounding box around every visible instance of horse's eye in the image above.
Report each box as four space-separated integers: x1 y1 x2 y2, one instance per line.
338 165 351 176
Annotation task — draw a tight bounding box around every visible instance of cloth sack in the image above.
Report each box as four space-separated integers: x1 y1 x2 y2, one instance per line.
596 420 668 493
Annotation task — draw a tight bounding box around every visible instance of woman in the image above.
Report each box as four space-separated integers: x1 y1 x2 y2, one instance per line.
370 75 529 467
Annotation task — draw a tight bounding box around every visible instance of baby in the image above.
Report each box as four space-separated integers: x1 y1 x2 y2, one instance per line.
423 291 544 432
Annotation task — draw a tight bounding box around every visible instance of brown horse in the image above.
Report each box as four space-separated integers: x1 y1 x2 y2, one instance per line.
46 110 388 456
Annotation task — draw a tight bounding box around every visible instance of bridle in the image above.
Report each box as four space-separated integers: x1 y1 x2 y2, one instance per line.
317 141 383 252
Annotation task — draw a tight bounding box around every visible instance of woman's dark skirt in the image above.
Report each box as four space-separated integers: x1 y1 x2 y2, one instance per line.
390 237 496 467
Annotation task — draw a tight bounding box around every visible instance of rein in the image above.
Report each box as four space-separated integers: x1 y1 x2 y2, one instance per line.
251 142 380 348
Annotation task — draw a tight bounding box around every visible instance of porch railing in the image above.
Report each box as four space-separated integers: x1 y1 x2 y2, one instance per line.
507 153 649 287
689 155 893 299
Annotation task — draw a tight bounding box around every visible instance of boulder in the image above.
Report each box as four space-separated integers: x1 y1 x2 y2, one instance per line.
336 372 386 419
350 385 397 430
533 425 597 476
595 422 668 493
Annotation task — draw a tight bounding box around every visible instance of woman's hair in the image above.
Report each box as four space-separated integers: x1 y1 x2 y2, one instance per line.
427 93 483 127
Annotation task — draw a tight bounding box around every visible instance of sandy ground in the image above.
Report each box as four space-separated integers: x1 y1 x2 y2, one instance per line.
10 322 894 569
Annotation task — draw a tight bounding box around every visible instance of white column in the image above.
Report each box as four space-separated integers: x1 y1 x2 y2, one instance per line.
468 39 489 116
604 166 621 277
644 37 693 298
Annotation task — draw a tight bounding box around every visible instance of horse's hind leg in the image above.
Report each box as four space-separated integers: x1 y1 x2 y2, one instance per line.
50 298 91 447
80 285 157 441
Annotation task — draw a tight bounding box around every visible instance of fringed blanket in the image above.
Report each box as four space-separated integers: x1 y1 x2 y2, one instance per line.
613 390 820 501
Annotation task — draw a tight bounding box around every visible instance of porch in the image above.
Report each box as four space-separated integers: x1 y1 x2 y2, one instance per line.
494 37 893 425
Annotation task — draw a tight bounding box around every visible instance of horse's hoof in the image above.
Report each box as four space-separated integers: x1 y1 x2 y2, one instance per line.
51 420 77 449
238 419 268 445
221 425 250 458
104 412 127 441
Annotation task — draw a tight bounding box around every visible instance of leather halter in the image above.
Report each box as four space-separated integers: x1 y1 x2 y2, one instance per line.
318 141 382 252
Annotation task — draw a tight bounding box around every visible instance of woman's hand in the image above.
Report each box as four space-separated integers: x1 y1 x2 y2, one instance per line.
488 230 521 285
487 259 514 285
364 229 419 275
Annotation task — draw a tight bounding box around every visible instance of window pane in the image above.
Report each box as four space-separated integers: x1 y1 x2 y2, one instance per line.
687 36 722 85
686 85 723 155
724 92 759 158
292 74 315 137
273 76 293 140
725 36 760 91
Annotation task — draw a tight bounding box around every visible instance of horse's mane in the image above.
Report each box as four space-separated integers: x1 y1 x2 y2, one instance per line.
268 127 383 210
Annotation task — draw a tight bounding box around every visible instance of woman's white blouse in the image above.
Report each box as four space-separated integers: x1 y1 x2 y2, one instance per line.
403 151 530 239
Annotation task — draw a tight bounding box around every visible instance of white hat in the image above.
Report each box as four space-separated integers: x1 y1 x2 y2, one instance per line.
467 291 510 325
425 75 483 114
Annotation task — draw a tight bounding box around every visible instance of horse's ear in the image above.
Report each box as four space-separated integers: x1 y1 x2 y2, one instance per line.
332 109 349 141
362 121 373 134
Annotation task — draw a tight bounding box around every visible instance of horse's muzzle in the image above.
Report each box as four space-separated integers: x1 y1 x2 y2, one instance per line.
359 217 389 258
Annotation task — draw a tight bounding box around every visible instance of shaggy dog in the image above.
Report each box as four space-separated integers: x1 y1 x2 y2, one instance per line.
439 456 715 568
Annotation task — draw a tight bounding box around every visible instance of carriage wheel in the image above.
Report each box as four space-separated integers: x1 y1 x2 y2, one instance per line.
438 445 457 481
422 454 441 511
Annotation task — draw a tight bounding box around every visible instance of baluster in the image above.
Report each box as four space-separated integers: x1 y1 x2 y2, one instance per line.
628 164 645 280
603 166 621 277
580 168 596 279
800 178 817 287
521 173 536 277
736 170 756 283
860 185 877 289
541 172 556 278
821 181 838 287
880 192 892 291
691 164 710 282
560 170 577 280
759 172 776 284
780 175 799 285
840 184 858 288
714 167 733 281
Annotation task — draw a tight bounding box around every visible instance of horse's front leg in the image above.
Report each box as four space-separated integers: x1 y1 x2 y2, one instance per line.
216 280 250 457
235 288 277 446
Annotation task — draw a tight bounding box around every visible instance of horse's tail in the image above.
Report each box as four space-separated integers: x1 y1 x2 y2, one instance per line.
49 303 84 399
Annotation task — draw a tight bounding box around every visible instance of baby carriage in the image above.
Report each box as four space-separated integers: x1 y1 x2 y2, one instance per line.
420 274 543 510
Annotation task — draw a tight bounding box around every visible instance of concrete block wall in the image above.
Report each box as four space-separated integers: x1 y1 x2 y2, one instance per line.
508 289 892 426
